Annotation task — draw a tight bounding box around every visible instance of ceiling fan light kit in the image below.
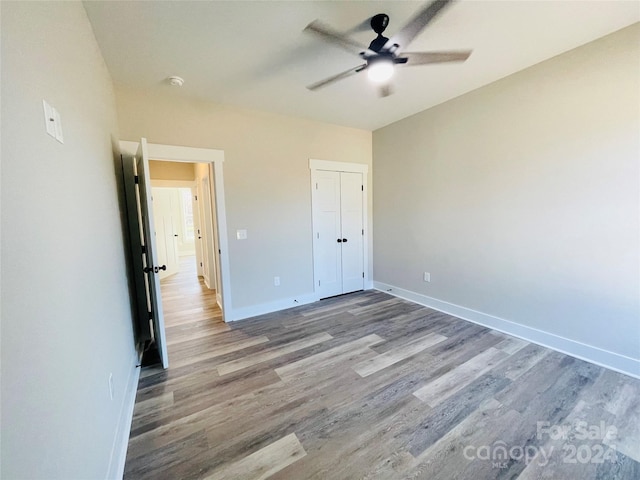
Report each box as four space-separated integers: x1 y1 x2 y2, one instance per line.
367 57 395 83
304 0 472 97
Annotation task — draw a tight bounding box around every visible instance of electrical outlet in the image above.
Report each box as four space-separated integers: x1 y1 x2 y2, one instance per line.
274 276 280 286
108 373 114 401
423 272 431 282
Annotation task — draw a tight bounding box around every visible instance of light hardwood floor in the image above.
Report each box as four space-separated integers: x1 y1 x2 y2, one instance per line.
125 256 640 479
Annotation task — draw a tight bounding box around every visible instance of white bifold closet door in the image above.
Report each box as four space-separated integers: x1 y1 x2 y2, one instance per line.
313 170 364 299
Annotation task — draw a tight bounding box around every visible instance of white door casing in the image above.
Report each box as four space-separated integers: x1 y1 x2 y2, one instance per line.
201 176 217 290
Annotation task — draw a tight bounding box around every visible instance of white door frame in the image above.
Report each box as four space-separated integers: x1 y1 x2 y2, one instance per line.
310 159 370 298
121 141 232 322
199 174 217 291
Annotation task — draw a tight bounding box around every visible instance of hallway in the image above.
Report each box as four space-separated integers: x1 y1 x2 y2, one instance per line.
160 255 222 349
142 255 226 373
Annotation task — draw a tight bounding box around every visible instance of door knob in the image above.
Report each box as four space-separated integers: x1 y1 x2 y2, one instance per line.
174 234 179 237
144 265 167 274
337 239 342 243
342 238 348 243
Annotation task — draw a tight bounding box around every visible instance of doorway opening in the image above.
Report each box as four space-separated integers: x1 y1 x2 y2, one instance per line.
149 164 221 302
121 140 230 369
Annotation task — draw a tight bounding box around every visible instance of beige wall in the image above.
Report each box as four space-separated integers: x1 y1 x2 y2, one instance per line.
1 2 137 478
116 88 373 311
373 24 640 367
149 159 195 181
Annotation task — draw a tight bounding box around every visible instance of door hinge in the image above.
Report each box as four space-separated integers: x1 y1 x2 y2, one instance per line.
148 311 153 320
316 182 318 190
317 232 319 239
194 195 198 201
141 245 147 254
134 175 139 184
318 280 321 286
361 185 364 191
362 229 364 235
200 262 203 267
218 249 221 254
362 272 365 278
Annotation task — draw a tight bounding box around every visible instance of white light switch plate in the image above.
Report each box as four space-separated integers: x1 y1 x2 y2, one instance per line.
52 107 64 143
43 100 56 138
42 100 64 143
236 229 247 240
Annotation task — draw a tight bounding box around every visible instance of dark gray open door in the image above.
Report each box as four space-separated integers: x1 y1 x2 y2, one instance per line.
134 138 169 368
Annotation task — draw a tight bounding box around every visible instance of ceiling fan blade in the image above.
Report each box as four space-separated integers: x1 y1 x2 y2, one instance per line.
378 83 394 98
399 50 472 65
307 64 367 91
304 20 374 56
347 18 374 34
385 0 453 51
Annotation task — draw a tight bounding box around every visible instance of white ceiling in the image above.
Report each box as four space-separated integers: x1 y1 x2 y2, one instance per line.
84 1 639 131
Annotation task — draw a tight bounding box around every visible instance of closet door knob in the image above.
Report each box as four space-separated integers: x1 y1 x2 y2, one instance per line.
342 238 348 243
337 239 342 243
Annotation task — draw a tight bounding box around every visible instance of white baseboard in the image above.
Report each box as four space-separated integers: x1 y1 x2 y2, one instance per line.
216 292 223 311
227 292 319 322
105 355 141 480
373 281 640 380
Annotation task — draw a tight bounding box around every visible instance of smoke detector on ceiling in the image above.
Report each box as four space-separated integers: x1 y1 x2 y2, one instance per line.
168 76 185 87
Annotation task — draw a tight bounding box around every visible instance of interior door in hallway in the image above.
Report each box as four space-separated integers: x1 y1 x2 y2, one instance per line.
135 138 169 368
313 170 364 299
151 188 179 280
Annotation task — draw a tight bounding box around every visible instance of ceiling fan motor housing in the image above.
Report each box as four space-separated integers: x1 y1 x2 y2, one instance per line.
369 35 390 53
369 13 390 52
371 13 389 34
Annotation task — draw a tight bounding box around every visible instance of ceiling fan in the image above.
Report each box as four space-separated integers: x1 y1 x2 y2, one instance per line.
304 0 472 97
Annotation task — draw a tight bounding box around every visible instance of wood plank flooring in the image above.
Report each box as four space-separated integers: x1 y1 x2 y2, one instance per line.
125 257 640 479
